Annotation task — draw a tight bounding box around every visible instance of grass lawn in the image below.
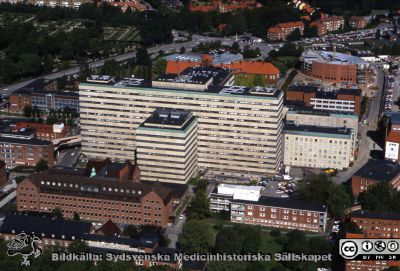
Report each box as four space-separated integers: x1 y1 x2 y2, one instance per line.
234 74 268 87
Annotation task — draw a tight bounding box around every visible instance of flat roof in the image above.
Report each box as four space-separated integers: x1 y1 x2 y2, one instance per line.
351 210 400 221
288 85 362 97
233 196 327 212
0 136 52 146
165 52 243 65
302 50 368 67
140 108 196 130
287 106 358 118
354 159 400 182
284 123 352 138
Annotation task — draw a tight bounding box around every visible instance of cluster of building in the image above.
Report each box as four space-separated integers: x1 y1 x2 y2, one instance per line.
16 158 189 228
188 0 261 13
309 15 345 36
9 79 79 113
164 53 280 85
80 67 283 183
209 183 328 232
0 213 202 269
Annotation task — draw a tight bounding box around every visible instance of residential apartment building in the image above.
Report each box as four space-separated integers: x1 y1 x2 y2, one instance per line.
283 124 353 170
13 122 70 141
209 183 262 212
286 85 362 114
230 196 327 232
79 67 284 181
0 134 54 169
351 159 400 197
349 16 367 29
310 15 344 36
350 210 400 238
136 108 198 184
267 21 305 41
385 112 400 162
16 166 189 228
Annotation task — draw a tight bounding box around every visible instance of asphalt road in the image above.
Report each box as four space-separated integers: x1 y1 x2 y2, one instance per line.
332 67 385 184
0 33 274 97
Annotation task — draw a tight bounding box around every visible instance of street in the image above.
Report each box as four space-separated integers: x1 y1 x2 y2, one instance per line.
0 33 274 98
332 67 385 183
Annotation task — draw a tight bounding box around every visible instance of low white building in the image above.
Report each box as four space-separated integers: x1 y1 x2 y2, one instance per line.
209 184 262 212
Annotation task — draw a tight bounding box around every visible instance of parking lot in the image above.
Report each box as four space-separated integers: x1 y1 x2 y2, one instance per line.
259 178 297 199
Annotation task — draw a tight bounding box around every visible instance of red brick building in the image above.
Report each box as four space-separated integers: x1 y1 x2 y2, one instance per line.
230 197 328 232
188 0 261 13
349 16 367 29
16 166 188 228
267 21 305 41
350 211 400 238
351 159 400 197
0 137 54 169
84 158 141 182
385 113 400 162
310 15 344 36
13 122 70 141
286 85 362 114
0 161 7 188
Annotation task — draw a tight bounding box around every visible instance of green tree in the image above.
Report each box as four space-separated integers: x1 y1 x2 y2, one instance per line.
359 182 395 212
152 58 167 79
326 184 353 218
73 212 80 221
214 228 243 253
122 225 139 239
178 220 213 253
68 240 89 253
35 159 48 172
252 75 264 86
51 207 63 219
233 225 262 253
286 28 302 41
187 190 210 220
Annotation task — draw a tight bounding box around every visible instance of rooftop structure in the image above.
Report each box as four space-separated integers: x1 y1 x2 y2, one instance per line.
216 183 262 201
284 123 352 138
165 52 243 65
302 51 368 68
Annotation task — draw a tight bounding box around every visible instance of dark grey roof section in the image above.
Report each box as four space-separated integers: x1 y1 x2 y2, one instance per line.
0 213 91 240
284 123 352 135
351 210 400 221
83 232 158 248
232 196 327 212
142 108 193 127
0 136 52 146
353 159 400 182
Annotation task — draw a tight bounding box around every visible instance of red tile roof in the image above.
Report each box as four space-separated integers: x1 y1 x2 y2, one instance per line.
387 131 400 143
276 21 304 29
95 219 122 236
166 58 280 76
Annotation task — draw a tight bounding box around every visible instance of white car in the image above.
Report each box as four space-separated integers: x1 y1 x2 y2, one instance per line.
179 214 184 220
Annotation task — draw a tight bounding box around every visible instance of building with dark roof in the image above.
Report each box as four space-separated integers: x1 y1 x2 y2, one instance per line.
351 159 400 197
283 123 354 170
16 165 189 227
9 79 79 113
137 108 198 184
286 85 362 114
230 196 327 232
350 210 400 238
0 161 7 188
83 158 140 182
0 212 92 247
